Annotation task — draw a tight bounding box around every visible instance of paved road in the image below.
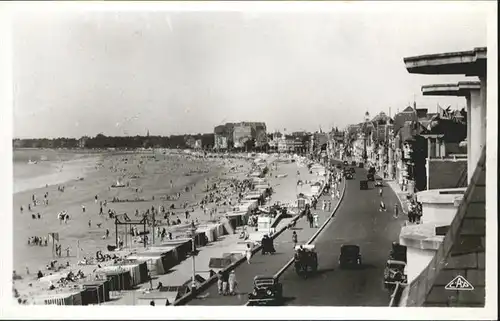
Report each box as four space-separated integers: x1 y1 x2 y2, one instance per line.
280 167 406 306
187 171 344 305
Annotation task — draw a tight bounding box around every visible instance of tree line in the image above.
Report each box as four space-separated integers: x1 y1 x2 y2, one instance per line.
13 133 215 150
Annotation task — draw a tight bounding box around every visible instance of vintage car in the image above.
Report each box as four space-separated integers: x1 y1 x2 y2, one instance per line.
247 275 283 306
389 242 407 263
360 180 368 190
339 244 362 269
343 160 348 166
383 260 408 291
345 172 354 180
294 244 318 278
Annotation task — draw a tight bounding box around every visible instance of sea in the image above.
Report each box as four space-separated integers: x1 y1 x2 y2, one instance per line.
13 149 102 194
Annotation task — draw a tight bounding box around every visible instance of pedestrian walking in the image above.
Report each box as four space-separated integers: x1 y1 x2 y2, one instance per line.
393 203 399 218
217 271 224 295
379 188 383 197
82 205 86 213
328 201 332 212
379 200 387 212
292 231 298 247
228 271 237 295
313 214 319 228
245 243 253 264
222 271 229 295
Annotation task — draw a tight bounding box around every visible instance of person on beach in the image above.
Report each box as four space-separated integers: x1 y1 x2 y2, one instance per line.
95 195 98 203
20 206 23 214
88 219 91 228
82 205 85 213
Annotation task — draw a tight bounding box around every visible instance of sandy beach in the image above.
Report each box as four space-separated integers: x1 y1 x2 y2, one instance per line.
13 150 252 278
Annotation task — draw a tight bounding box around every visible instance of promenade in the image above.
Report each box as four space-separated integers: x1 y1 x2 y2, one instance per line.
188 168 344 305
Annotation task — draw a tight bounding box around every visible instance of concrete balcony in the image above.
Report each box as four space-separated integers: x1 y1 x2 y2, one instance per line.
417 188 466 225
398 146 485 307
399 187 466 283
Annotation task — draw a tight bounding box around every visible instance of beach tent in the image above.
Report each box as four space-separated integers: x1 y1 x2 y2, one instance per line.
127 254 166 275
81 280 111 305
225 211 249 228
104 270 132 291
96 261 147 287
34 290 83 306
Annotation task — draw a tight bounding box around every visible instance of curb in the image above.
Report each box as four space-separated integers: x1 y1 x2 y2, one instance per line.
273 174 347 280
385 180 410 215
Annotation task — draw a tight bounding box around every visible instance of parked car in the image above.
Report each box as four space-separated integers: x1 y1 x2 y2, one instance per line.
383 260 408 291
339 244 362 269
389 242 407 263
247 276 283 306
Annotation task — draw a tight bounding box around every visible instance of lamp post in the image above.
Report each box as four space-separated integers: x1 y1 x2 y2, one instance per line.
188 225 197 292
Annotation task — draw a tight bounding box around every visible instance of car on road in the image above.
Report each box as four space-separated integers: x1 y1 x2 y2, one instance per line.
349 167 355 174
343 160 348 166
345 172 354 180
294 244 318 278
247 275 283 306
383 260 408 291
339 244 362 269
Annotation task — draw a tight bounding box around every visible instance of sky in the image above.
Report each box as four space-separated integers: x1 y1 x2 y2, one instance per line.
11 2 490 139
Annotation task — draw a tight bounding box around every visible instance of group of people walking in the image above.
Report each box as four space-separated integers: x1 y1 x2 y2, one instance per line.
216 270 238 295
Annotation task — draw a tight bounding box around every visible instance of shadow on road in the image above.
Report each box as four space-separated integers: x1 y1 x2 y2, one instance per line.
358 263 377 270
